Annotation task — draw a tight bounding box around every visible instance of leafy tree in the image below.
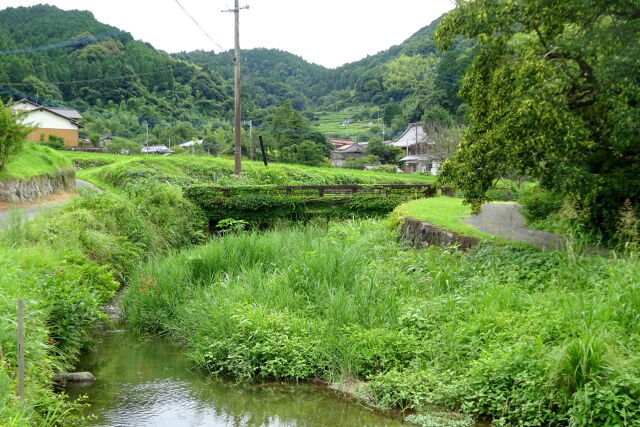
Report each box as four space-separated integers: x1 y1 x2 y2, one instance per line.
89 133 100 145
0 101 32 169
436 0 640 238
383 102 402 127
344 155 379 170
202 135 220 156
270 99 308 150
280 140 326 166
422 105 454 128
367 136 402 164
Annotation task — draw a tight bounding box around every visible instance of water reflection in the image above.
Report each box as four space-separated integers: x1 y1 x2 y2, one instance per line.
65 330 404 426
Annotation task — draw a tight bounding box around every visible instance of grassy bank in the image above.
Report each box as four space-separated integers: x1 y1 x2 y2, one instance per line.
121 220 640 426
70 153 435 190
392 196 495 240
0 143 72 180
0 180 205 425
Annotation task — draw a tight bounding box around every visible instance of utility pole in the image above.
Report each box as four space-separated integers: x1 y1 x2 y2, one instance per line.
223 1 250 175
144 121 149 154
248 119 253 159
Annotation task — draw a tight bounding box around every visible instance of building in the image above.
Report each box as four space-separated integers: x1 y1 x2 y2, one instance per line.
11 99 82 147
179 139 203 148
392 123 442 174
141 145 174 155
329 138 354 150
331 142 369 167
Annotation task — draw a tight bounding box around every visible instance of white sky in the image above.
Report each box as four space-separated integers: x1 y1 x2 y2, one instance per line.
1 0 455 68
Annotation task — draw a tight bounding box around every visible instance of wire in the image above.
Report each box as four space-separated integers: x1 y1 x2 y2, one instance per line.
3 64 194 86
173 0 227 52
0 30 124 55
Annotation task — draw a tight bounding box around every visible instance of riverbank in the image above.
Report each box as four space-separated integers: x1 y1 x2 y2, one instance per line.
120 219 640 426
0 179 205 425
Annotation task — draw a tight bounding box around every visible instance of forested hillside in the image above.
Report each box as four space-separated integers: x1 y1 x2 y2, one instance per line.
0 5 231 139
0 4 474 144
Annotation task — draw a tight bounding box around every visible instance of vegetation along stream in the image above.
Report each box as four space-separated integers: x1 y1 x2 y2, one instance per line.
64 329 405 427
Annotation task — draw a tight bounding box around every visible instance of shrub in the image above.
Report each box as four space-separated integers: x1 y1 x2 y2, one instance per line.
519 187 564 222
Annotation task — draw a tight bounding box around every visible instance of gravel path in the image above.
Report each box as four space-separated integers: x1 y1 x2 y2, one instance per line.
464 202 565 250
0 179 100 226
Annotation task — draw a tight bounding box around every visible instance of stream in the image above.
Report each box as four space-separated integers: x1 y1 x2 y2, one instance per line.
64 328 406 426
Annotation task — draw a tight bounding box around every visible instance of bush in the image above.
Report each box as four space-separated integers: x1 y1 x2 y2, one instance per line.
519 187 564 223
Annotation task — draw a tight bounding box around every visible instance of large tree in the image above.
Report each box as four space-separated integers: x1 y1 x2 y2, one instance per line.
436 0 640 237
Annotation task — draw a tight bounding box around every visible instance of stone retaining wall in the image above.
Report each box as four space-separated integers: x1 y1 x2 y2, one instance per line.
0 169 75 203
401 216 479 250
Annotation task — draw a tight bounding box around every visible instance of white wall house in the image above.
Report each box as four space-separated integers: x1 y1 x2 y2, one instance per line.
11 99 82 146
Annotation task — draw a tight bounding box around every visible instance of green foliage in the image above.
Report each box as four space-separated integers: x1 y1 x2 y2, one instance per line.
185 184 421 226
121 219 640 425
519 187 565 224
215 218 249 234
280 140 327 167
0 100 32 169
436 0 640 242
367 137 402 164
0 142 72 180
0 172 207 424
105 136 141 155
41 139 64 150
343 155 379 170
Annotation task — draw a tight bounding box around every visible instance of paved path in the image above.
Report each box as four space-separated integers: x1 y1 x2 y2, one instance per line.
0 179 100 226
464 202 565 250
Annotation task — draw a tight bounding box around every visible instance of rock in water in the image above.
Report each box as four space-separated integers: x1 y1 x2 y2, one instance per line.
53 372 96 383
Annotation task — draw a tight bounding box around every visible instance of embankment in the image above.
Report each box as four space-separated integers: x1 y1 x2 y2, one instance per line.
0 168 75 203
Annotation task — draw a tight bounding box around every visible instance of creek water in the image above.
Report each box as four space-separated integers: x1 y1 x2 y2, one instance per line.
65 329 405 426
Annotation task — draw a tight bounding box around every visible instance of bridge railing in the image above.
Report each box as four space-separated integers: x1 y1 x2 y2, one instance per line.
208 184 437 199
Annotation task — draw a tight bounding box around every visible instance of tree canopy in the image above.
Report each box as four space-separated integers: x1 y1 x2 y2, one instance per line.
436 0 640 237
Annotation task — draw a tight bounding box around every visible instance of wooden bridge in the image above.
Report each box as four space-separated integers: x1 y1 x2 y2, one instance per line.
208 184 438 200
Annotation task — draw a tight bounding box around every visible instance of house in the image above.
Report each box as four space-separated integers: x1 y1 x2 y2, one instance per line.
179 139 203 148
392 123 442 174
329 138 354 150
141 145 174 155
99 135 113 146
331 142 369 167
11 99 82 147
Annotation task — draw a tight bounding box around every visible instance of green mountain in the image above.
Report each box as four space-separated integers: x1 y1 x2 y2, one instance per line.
0 5 231 135
0 4 473 140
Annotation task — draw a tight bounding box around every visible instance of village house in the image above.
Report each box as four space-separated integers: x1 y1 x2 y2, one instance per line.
392 123 442 174
141 145 174 155
11 99 82 147
331 141 369 167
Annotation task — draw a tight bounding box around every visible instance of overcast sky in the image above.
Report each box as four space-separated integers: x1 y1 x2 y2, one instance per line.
1 0 455 68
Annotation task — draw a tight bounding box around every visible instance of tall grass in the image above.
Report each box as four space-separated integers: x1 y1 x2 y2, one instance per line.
121 221 640 425
0 179 206 425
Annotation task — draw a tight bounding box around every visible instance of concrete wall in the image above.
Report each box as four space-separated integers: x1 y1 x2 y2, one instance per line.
0 169 75 203
400 216 479 250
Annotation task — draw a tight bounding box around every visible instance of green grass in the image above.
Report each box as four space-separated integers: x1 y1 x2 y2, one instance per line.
0 143 72 180
75 154 435 190
394 196 496 240
0 179 206 425
121 220 640 426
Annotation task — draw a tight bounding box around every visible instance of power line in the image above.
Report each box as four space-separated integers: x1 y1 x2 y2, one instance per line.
2 64 194 87
173 0 227 52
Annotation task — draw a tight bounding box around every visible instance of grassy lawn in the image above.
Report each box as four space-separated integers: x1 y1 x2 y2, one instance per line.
0 143 72 180
394 196 497 240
